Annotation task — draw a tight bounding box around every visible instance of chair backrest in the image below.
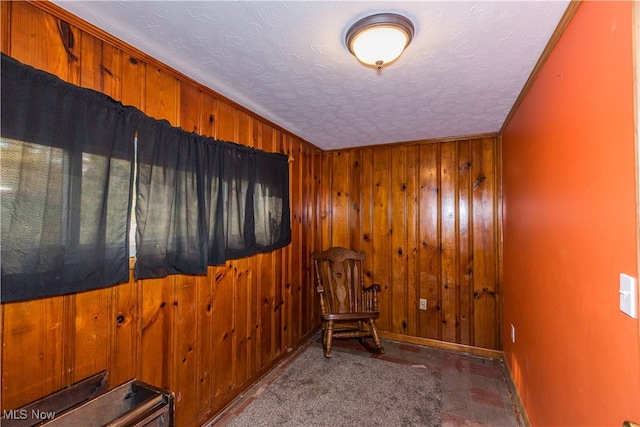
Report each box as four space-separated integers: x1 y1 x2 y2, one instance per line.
312 247 370 315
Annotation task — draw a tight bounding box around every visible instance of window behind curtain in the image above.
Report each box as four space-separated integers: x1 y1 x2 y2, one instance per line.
1 53 292 298
0 54 136 302
134 122 291 279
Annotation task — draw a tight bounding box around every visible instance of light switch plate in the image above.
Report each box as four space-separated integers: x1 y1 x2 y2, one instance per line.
620 273 637 318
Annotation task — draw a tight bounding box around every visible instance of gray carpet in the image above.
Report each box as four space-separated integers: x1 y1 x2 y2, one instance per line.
228 344 441 427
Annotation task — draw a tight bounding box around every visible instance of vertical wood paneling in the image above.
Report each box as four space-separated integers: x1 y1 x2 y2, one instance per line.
331 151 350 247
1 1 11 54
1 298 65 410
372 147 391 332
72 290 111 383
458 141 473 345
173 275 199 426
349 151 363 249
391 146 408 334
360 148 374 289
139 277 174 390
8 2 69 78
419 144 441 340
211 264 235 408
472 138 499 349
406 146 419 337
440 142 458 343
110 278 140 390
320 152 332 249
290 138 303 348
196 273 213 418
322 137 501 350
1 4 322 426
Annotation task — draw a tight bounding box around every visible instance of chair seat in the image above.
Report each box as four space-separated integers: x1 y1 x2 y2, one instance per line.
322 312 379 321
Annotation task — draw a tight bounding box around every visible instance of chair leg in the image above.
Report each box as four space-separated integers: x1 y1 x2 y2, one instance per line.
324 321 334 358
369 319 384 354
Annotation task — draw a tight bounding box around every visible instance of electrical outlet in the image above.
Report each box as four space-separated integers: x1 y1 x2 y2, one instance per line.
419 299 427 310
510 324 515 343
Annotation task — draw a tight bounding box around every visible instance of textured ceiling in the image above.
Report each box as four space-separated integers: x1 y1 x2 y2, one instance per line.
50 1 570 150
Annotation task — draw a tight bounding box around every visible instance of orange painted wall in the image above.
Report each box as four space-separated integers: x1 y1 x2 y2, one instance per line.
502 2 640 425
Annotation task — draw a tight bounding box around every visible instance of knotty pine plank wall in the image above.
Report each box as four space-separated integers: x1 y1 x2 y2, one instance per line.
0 2 321 426
319 136 502 350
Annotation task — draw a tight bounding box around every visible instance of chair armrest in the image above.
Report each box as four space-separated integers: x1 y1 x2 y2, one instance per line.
364 283 382 292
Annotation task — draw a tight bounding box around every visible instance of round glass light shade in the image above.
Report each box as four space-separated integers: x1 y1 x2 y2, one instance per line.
351 26 408 67
346 13 414 69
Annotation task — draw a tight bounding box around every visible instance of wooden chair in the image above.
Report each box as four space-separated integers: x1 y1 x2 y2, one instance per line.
312 247 384 358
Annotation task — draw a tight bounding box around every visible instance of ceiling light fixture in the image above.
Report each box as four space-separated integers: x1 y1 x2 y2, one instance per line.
345 13 414 70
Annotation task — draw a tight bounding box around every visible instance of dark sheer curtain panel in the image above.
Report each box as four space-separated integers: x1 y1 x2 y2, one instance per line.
0 54 136 302
134 117 208 279
135 125 292 279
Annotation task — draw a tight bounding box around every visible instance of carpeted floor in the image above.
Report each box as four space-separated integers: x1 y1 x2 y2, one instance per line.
225 344 441 427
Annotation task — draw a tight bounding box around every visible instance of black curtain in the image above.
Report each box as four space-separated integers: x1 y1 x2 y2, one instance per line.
134 117 208 279
1 54 136 302
1 53 292 300
135 123 291 278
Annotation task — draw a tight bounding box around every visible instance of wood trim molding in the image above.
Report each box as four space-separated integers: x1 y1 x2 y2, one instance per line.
503 359 532 427
324 132 500 153
500 1 582 134
378 331 503 359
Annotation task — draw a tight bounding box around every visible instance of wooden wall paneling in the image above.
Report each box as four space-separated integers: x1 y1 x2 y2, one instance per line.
233 111 253 388
1 1 11 54
281 135 292 352
8 2 69 79
77 30 104 92
196 270 214 419
72 289 112 384
232 257 251 389
349 150 363 250
406 145 419 336
248 118 262 379
471 138 499 349
180 81 202 134
391 146 408 335
200 93 218 139
211 100 238 408
144 64 179 126
211 264 235 410
290 138 303 347
320 152 333 250
98 43 122 100
173 275 199 427
1 298 65 410
440 142 459 343
360 148 375 289
110 278 140 390
300 147 311 335
372 147 392 331
258 124 276 367
274 244 284 358
457 140 473 345
258 250 275 367
119 54 145 112
139 277 175 391
419 143 442 340
331 151 350 248
273 130 285 357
